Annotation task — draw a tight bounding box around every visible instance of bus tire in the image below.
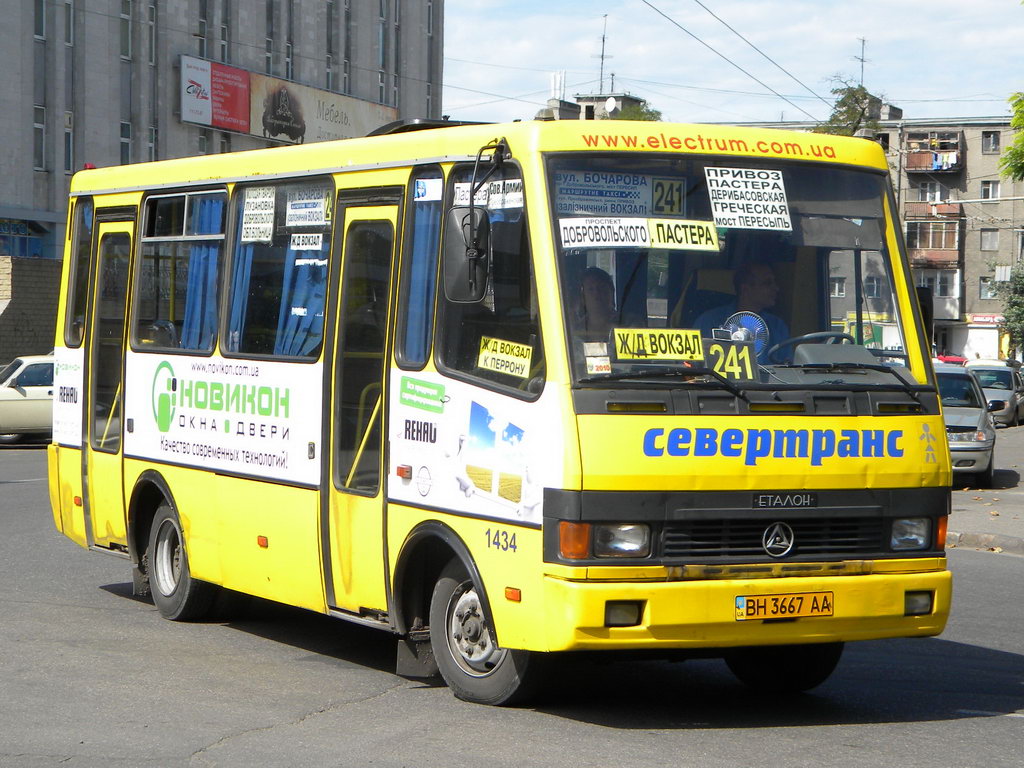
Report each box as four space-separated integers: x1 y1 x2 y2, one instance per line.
429 558 539 705
725 642 843 693
148 503 216 621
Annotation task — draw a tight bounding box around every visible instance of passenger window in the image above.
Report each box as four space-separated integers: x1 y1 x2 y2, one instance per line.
396 167 443 367
437 166 544 394
65 197 94 347
133 191 227 352
16 364 53 387
225 179 334 358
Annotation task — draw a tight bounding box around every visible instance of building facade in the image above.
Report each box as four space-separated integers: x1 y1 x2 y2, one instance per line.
875 117 1023 359
1 0 442 358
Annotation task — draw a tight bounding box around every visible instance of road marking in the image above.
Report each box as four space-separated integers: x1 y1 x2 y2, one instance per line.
0 478 46 484
956 709 1024 719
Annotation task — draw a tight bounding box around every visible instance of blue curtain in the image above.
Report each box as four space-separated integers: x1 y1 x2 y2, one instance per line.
273 240 329 356
181 195 225 350
404 199 441 364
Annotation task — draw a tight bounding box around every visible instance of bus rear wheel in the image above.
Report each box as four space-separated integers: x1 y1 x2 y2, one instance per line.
725 642 844 693
147 503 216 621
429 559 539 705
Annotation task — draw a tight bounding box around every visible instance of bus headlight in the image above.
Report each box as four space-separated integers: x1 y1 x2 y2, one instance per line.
891 518 930 550
593 524 650 557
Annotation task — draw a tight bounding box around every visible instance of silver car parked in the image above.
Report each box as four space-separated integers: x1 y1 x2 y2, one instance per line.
936 364 1002 487
964 362 1024 427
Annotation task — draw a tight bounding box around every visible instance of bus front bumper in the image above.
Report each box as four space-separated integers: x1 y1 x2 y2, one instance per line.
539 561 951 652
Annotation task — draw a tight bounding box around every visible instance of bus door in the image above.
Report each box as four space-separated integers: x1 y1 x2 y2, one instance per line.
82 218 134 549
324 204 399 615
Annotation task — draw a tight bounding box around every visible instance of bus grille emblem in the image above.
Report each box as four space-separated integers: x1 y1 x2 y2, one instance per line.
762 522 795 558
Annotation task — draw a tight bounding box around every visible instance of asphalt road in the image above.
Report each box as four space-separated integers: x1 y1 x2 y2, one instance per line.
1 444 1021 768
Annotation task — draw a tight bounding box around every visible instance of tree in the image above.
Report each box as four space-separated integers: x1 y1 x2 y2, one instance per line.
813 79 881 136
999 92 1024 180
617 102 662 122
996 261 1024 357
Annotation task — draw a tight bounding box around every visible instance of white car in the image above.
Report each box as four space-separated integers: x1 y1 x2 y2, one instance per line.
0 354 55 444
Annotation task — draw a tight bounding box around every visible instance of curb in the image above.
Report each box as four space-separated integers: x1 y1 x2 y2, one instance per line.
946 530 1024 556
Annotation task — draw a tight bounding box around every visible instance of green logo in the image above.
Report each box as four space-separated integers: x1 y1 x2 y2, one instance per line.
400 376 446 413
152 361 176 432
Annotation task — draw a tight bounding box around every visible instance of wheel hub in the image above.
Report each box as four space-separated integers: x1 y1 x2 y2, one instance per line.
448 585 505 675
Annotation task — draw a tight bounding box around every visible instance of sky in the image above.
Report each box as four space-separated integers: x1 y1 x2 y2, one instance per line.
442 0 1024 125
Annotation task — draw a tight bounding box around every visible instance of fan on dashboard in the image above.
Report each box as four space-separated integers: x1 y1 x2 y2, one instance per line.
722 311 769 358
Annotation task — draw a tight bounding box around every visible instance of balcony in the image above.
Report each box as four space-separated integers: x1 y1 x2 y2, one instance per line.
903 131 963 173
909 249 959 268
904 201 962 218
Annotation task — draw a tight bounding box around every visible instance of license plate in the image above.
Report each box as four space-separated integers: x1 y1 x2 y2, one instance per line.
735 592 834 621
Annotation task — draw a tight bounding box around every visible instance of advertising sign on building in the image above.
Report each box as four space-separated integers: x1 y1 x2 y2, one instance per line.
180 55 397 145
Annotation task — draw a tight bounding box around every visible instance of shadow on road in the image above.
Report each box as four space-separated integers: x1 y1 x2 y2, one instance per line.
100 579 1024 726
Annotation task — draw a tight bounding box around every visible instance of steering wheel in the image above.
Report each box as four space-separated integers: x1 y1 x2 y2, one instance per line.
765 331 856 363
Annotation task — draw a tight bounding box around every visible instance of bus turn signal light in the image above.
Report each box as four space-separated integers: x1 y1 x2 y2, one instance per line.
505 587 521 602
559 521 591 559
936 516 948 550
257 536 269 548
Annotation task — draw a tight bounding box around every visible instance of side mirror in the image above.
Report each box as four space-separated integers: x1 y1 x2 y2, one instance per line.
988 399 1006 413
443 206 490 303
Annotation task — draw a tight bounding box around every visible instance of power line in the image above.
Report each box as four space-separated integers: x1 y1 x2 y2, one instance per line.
638 0 822 122
688 0 832 108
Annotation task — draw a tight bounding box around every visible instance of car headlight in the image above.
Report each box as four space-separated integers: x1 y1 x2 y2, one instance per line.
946 429 991 443
593 524 651 557
891 517 930 550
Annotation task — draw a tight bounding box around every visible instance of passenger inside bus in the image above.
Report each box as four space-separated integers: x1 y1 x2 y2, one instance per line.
571 266 617 340
695 258 790 355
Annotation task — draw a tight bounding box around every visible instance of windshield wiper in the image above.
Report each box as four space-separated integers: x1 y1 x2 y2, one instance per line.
779 361 922 399
579 366 750 401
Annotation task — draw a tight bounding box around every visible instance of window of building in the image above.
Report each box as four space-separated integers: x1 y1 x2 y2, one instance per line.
120 122 132 165
326 55 334 90
906 131 958 151
378 21 387 70
120 0 132 59
982 131 1001 154
917 270 956 298
225 179 334 358
979 276 998 300
64 118 73 173
198 129 210 154
148 125 158 161
864 275 882 298
33 107 46 170
829 277 846 298
285 41 294 79
133 191 227 352
981 228 999 251
147 2 156 64
905 220 958 250
65 0 74 45
916 181 943 203
980 180 1000 201
265 38 273 73
219 132 231 154
427 0 433 35
35 0 45 38
219 0 230 62
378 71 386 103
876 133 889 152
197 0 208 57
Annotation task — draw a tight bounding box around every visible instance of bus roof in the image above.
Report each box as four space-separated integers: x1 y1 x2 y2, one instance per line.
69 119 889 197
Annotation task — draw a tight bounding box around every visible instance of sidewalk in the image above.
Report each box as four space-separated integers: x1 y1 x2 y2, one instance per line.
947 429 1024 556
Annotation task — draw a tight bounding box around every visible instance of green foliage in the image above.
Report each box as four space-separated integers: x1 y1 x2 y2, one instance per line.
999 92 1024 180
617 102 662 122
813 80 881 136
996 261 1024 354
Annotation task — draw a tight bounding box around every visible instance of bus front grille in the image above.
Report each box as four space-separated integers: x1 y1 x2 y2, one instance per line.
662 518 886 559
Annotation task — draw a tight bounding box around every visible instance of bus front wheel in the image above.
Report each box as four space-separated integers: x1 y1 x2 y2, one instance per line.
725 642 844 693
429 559 540 705
147 503 216 621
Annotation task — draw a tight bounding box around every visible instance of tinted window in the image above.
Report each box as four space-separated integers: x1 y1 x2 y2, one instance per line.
396 167 442 367
65 197 94 347
937 373 982 408
16 363 53 387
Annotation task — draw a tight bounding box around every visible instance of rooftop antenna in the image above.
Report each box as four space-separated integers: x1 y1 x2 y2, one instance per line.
592 15 614 94
853 37 869 86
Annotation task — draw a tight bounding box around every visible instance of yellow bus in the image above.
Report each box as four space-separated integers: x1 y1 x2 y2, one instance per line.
49 118 952 705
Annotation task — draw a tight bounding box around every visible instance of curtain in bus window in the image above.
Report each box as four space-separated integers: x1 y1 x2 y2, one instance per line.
274 243 328 357
404 199 441 363
179 195 225 350
227 243 254 352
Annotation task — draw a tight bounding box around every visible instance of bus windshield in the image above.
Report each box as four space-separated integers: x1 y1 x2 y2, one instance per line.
548 153 917 389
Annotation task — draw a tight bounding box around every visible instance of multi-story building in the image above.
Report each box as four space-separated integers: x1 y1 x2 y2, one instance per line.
734 110 1022 360
0 1 443 360
875 117 1023 358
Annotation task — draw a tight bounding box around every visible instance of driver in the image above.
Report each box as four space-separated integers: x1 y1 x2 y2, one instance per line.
696 259 790 358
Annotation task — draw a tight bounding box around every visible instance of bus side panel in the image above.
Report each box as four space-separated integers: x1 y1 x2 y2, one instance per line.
386 503 548 651
51 446 88 546
210 476 325 612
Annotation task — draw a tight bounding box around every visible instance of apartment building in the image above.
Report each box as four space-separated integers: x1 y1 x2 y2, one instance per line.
876 117 1022 358
0 1 443 359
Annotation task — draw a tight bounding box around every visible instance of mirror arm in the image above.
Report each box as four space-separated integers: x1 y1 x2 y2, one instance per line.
465 138 510 288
